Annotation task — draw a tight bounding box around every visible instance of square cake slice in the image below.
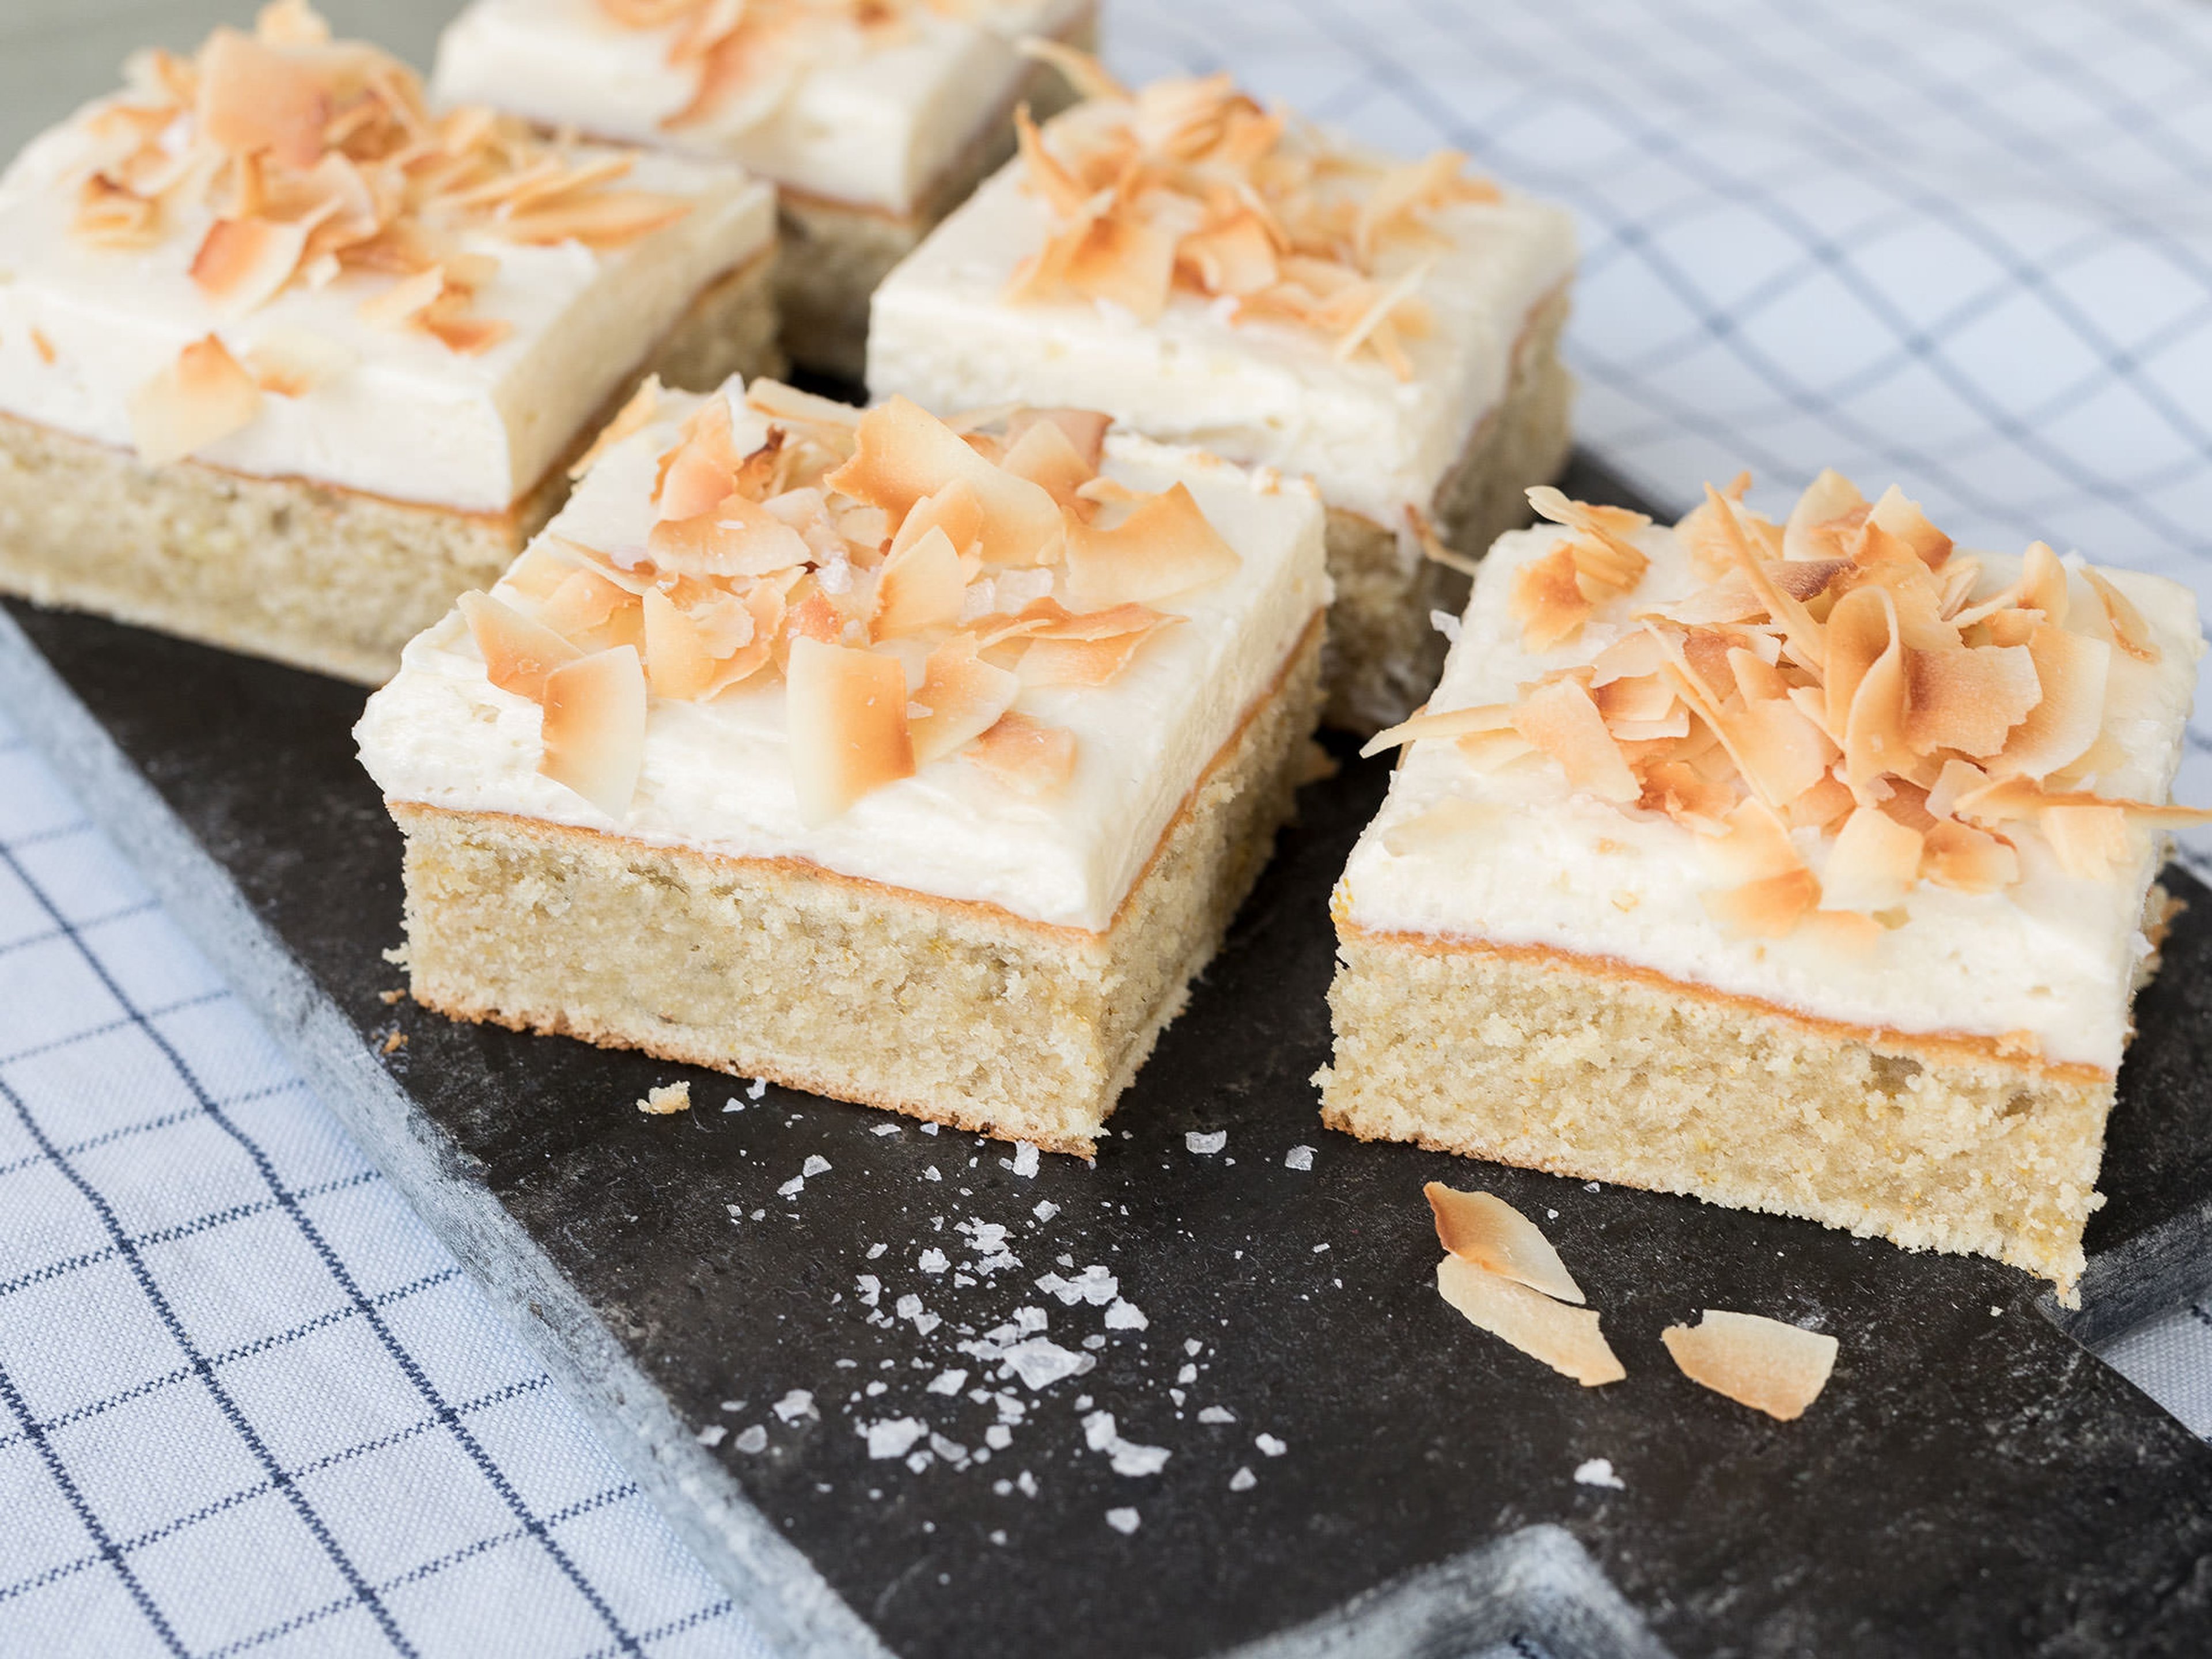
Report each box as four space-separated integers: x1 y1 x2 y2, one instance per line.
432 0 1096 379
0 2 779 684
355 376 1329 1153
867 58 1578 732
1321 474 2206 1300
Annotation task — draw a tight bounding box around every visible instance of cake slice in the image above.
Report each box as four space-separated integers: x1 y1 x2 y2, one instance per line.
1321 475 2206 1300
432 0 1096 378
866 57 1577 730
355 376 1329 1152
0 2 779 684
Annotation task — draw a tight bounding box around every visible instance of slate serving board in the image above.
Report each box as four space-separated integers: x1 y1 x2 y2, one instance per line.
5 454 2212 1658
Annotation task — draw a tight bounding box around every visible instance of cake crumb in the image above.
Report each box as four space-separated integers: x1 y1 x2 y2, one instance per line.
378 988 406 1004
637 1082 690 1115
1574 1457 1624 1489
1285 1145 1315 1171
1105 1507 1140 1535
380 1031 407 1055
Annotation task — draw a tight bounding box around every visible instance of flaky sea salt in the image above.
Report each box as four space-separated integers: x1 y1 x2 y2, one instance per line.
919 1248 949 1275
802 1156 831 1178
1198 1406 1236 1424
1256 1434 1287 1457
1185 1130 1227 1155
1229 1467 1256 1491
1009 1143 1040 1177
1104 1300 1147 1330
734 1426 768 1454
998 1338 1093 1390
773 1390 816 1423
777 1175 805 1198
1284 1145 1315 1171
696 1424 727 1446
927 1369 968 1396
862 1418 928 1459
1574 1458 1625 1490
1105 1508 1140 1535
747 1078 767 1100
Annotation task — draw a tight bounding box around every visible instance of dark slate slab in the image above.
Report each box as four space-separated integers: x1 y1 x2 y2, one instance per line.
4 452 2212 1658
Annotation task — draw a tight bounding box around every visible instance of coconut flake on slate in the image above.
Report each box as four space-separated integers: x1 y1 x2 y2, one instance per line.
1426 1183 1585 1304
1661 1309 1838 1421
1436 1255 1624 1387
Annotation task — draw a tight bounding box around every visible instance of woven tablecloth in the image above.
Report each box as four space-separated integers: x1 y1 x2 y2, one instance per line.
5 1 2212 1653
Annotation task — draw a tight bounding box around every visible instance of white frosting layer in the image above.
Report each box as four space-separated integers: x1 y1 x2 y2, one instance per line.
0 100 775 514
866 107 1578 528
355 389 1330 931
1339 525 2203 1073
433 0 1086 216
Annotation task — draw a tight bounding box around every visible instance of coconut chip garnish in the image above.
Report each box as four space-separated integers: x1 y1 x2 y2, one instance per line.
593 0 975 130
1661 1310 1838 1421
1427 1185 1620 1385
1367 471 2212 941
66 2 698 462
1435 1255 1624 1388
1003 52 1499 380
468 385 1240 820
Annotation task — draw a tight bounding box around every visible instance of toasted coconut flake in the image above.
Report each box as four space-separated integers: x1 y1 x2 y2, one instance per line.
1425 1184 1584 1304
570 376 661 479
1435 1256 1623 1387
197 28 327 169
967 712 1077 796
539 646 647 817
1511 543 1591 652
1865 484 1951 569
828 397 1063 568
1903 643 2040 756
189 215 309 315
999 415 1098 509
243 324 353 395
461 589 584 701
1661 1310 1836 1421
358 266 445 331
2040 804 2132 881
2082 567 2158 663
1006 407 1110 471
1921 817 2018 893
501 190 692 249
1783 469 1868 565
911 636 1021 766
642 587 717 700
873 525 968 638
1994 626 2109 780
889 478 983 562
1360 703 1515 759
650 493 812 579
785 637 914 825
1021 612 1177 687
656 395 744 519
128 334 261 466
1511 679 1638 802
1064 482 1240 608
1820 806 1923 914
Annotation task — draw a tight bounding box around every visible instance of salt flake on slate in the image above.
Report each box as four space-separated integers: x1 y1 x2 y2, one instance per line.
1184 1340 1204 1357
1106 1508 1141 1535
1104 1299 1147 1330
1574 1457 1626 1489
778 1175 805 1198
927 1369 968 1396
1198 1406 1236 1424
697 1423 728 1446
867 1243 887 1259
871 1123 901 1136
919 1248 949 1274
1017 1471 1038 1497
1176 1363 1197 1384
856 1275 881 1308
985 1425 1012 1449
802 1155 831 1178
921 1123 939 1135
1229 1467 1256 1491
1285 1145 1315 1171
1256 1434 1288 1457
998 1337 1094 1389
931 1433 970 1467
906 1450 933 1473
1186 1130 1227 1155
734 1426 768 1453
862 1418 927 1459
1112 1441 1169 1476
774 1389 816 1422
1005 1143 1040 1177
1033 1200 1059 1222
1082 1410 1119 1450
926 1166 943 1182
748 1078 767 1100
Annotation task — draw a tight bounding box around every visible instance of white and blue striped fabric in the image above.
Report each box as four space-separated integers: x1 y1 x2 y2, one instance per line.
6 1 2212 1654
